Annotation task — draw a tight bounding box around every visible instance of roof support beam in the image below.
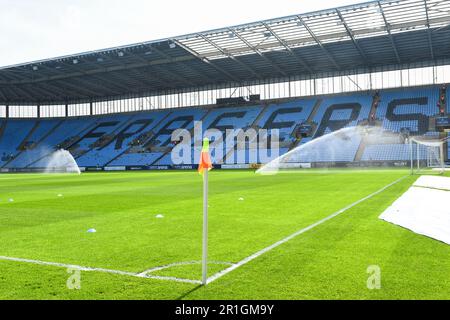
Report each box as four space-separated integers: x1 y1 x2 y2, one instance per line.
122 67 176 91
1 67 34 78
90 69 163 92
54 79 102 97
35 63 115 96
126 49 195 87
23 84 62 101
120 69 160 89
58 61 142 94
89 73 141 93
10 85 36 101
0 88 8 101
119 55 201 90
147 45 212 83
335 9 370 64
38 81 73 98
172 39 241 83
145 65 190 88
228 27 288 77
0 55 196 86
67 77 114 96
433 22 450 33
2 82 68 104
297 16 341 70
261 22 314 74
377 1 402 64
198 34 263 79
423 0 435 60
0 70 26 82
6 86 22 100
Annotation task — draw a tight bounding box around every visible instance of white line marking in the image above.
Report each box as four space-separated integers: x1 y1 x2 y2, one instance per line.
0 256 201 285
138 261 233 277
413 185 450 192
206 175 409 284
0 175 409 286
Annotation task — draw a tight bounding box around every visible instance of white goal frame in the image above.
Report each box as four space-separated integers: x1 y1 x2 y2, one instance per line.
409 137 446 175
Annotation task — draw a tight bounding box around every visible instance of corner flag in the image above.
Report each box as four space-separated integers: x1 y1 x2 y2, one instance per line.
199 138 212 285
198 138 213 175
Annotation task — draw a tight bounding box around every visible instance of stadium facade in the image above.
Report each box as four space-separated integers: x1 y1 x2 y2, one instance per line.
0 0 449 172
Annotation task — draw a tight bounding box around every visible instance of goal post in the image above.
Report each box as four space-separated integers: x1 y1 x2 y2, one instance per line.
410 137 446 175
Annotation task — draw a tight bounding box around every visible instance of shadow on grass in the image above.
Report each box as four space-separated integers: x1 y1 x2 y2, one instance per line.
176 284 203 300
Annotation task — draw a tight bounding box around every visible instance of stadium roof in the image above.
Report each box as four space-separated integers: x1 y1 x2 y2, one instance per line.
1 0 450 105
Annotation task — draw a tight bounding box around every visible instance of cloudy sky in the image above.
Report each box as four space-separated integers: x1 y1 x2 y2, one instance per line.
1 0 365 67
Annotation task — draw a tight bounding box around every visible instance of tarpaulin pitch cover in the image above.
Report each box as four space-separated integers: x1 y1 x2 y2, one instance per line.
380 176 450 245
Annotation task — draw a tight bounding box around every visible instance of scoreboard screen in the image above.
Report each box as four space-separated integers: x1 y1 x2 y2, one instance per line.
298 125 313 134
436 116 450 127
296 124 313 138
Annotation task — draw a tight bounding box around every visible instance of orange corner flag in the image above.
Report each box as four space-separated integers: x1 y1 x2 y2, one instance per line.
198 138 213 174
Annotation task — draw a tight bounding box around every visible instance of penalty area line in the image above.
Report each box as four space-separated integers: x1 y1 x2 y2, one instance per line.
206 175 409 285
0 255 201 285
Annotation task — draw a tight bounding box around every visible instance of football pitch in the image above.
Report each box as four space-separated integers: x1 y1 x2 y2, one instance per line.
0 169 449 300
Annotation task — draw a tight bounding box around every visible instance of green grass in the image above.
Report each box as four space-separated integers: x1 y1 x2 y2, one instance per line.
0 169 449 299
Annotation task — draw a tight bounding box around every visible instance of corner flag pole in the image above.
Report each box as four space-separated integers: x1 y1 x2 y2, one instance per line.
198 138 212 285
202 168 208 285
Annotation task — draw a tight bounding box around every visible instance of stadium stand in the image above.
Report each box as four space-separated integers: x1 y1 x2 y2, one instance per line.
7 117 97 168
0 120 36 166
0 0 448 171
203 105 263 165
288 131 362 163
376 87 439 134
75 111 167 167
362 144 428 161
109 108 205 166
155 105 263 165
448 87 450 114
313 94 372 138
234 99 316 164
0 86 446 169
301 94 372 162
362 87 441 163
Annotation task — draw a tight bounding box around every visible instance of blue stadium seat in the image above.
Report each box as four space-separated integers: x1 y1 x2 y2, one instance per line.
0 120 37 166
313 94 372 138
362 144 428 161
111 108 206 166
230 99 315 164
16 117 97 168
376 87 439 134
447 88 450 114
156 105 263 165
6 119 61 168
288 132 361 163
448 133 450 161
76 111 168 167
0 86 446 168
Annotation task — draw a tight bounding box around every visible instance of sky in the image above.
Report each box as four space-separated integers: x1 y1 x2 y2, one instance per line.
0 0 366 67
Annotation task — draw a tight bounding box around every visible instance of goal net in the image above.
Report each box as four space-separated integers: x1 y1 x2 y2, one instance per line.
410 137 446 175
